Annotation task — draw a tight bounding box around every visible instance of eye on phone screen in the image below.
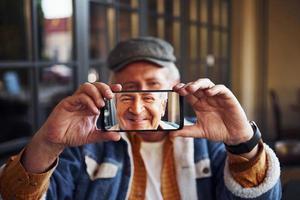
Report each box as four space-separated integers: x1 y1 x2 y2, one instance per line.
97 90 183 132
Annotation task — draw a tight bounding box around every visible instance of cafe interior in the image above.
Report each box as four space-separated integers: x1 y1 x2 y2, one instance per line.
0 0 299 199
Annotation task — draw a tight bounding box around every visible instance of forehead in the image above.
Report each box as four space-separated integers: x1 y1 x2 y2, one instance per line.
113 61 168 83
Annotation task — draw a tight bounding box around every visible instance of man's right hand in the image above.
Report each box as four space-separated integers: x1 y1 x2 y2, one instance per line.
22 82 122 173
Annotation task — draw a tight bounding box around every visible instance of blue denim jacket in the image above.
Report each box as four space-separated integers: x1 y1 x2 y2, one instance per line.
46 134 281 200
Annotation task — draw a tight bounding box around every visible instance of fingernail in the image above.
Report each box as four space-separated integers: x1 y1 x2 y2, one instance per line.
105 90 113 98
97 100 103 107
176 83 185 88
183 83 192 88
94 108 100 114
99 100 105 107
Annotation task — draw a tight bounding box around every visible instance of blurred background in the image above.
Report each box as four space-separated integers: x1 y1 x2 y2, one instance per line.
0 0 299 198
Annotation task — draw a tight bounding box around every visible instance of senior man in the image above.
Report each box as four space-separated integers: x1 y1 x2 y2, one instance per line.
0 37 281 200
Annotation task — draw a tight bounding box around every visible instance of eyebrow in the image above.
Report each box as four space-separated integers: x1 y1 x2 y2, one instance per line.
121 82 139 88
146 78 162 82
118 93 156 99
119 94 133 98
141 93 159 100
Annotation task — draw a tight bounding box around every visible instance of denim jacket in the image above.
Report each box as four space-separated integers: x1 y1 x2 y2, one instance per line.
45 131 281 200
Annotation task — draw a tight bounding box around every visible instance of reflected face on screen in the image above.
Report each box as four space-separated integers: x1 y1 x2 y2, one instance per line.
115 92 167 130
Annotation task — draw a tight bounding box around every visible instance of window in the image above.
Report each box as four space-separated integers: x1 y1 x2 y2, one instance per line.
0 0 76 145
0 1 31 61
89 0 140 83
147 0 181 59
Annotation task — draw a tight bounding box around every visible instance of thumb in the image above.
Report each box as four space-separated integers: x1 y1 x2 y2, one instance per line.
170 125 205 138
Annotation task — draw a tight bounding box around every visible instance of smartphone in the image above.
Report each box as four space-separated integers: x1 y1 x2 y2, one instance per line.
97 90 183 132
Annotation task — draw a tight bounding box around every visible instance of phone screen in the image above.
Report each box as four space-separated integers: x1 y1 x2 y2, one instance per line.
97 90 183 132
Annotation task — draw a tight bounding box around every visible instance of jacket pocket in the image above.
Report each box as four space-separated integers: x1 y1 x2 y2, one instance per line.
195 158 212 179
85 155 119 181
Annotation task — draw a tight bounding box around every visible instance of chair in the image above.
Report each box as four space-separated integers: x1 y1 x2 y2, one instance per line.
269 89 300 140
269 90 300 166
0 97 32 165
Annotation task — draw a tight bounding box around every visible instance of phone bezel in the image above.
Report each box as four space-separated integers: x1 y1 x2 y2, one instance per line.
99 90 184 132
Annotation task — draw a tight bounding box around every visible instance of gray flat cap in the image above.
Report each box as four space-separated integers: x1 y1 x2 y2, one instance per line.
107 37 176 71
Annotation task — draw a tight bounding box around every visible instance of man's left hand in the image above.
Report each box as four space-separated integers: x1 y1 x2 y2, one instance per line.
172 78 253 146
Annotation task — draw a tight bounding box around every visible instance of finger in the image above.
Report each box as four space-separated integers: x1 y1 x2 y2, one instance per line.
205 84 234 99
75 82 104 107
176 83 192 96
185 78 215 93
170 125 205 138
69 93 99 115
193 88 207 99
173 82 198 105
175 79 215 97
88 131 121 143
173 83 185 91
109 84 122 92
93 82 114 99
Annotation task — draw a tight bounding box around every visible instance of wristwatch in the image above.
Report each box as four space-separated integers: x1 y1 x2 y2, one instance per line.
225 121 261 155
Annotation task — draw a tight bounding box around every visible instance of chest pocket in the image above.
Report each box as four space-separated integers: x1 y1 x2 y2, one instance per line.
195 158 212 179
85 155 119 181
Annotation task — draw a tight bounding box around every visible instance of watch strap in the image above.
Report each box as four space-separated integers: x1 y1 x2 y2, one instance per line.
225 121 261 155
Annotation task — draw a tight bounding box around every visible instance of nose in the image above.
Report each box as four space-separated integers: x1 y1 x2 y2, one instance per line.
129 97 145 114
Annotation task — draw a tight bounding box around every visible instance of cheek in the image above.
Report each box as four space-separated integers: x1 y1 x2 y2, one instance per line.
153 103 166 118
146 104 162 119
116 105 127 117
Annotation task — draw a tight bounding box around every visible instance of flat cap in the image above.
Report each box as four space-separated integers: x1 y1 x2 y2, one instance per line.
107 37 176 71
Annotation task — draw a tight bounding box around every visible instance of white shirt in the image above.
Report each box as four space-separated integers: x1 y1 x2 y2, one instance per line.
140 139 165 200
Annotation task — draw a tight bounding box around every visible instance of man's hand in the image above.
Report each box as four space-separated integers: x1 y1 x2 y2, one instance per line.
22 82 122 173
40 82 122 146
172 78 254 146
